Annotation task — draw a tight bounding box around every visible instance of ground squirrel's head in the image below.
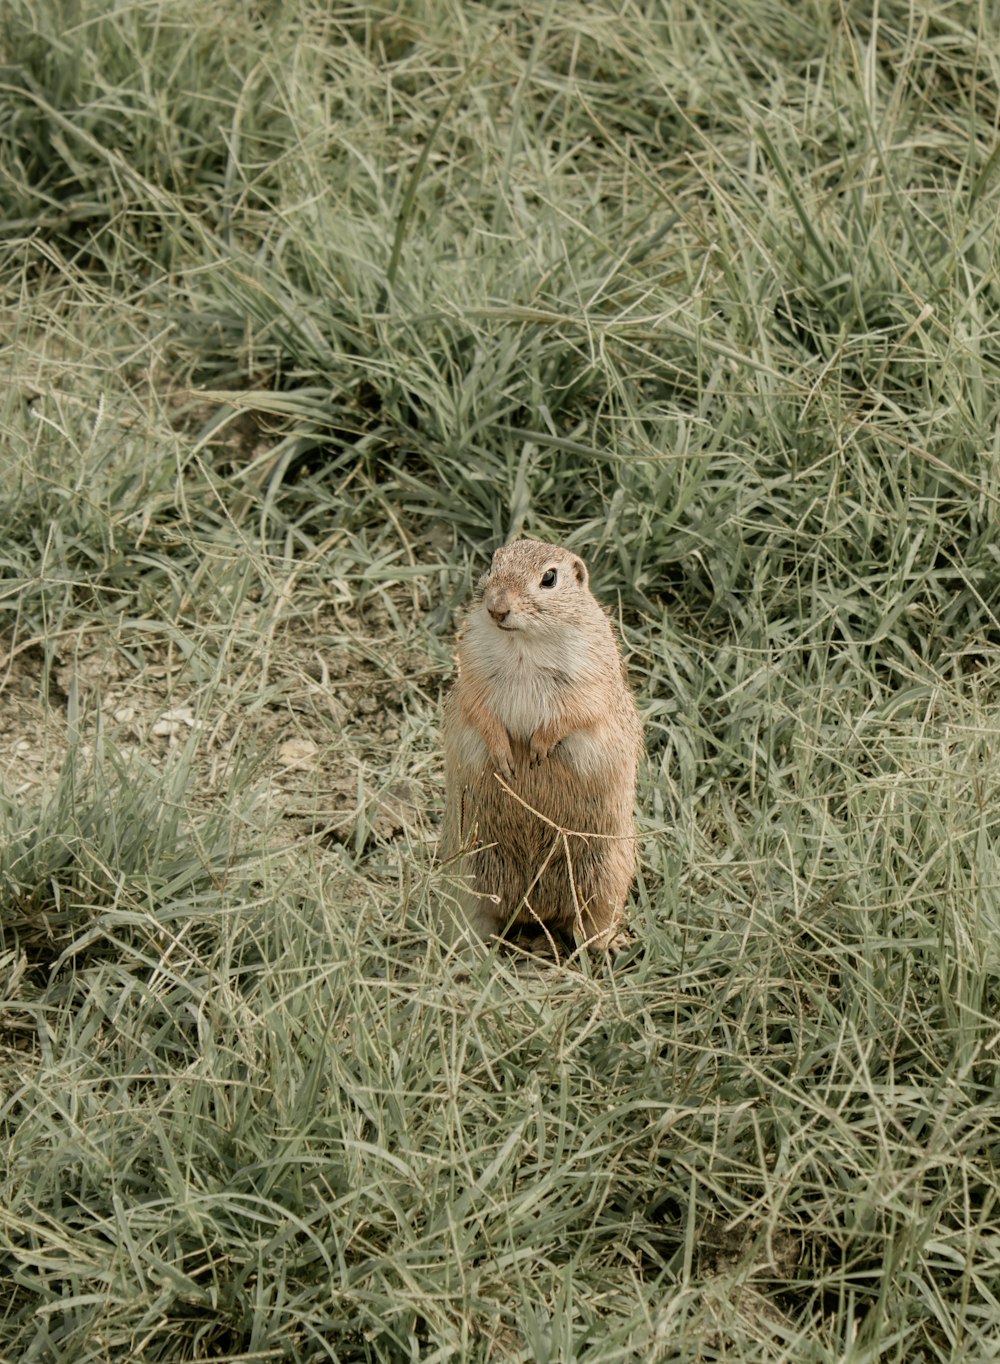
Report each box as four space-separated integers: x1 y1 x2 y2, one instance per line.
475 539 593 637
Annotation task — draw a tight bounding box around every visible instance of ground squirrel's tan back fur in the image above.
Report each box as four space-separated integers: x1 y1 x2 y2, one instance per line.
440 539 643 948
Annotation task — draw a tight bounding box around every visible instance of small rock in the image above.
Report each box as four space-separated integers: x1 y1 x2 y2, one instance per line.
277 738 319 770
152 707 195 738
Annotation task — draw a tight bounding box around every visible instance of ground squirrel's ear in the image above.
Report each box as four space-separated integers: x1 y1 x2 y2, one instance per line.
570 554 588 589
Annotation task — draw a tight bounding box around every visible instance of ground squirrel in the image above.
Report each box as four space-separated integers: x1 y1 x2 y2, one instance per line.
441 538 643 949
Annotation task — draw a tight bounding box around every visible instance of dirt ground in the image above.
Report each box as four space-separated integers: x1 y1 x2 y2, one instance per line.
0 614 438 852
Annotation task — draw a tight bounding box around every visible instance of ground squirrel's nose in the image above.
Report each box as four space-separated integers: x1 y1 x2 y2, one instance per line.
486 588 512 624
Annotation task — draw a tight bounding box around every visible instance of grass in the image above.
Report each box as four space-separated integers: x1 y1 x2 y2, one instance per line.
3 0 1000 1358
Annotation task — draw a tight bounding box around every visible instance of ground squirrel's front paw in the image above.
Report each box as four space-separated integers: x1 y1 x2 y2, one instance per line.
491 746 515 779
528 735 551 767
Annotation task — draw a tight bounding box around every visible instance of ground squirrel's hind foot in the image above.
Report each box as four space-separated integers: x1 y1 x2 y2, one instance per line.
571 912 629 955
564 900 627 954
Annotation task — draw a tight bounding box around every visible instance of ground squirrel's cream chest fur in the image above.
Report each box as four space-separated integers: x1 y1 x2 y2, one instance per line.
441 538 643 947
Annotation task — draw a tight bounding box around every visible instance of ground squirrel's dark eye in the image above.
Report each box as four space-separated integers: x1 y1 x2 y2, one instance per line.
540 568 558 588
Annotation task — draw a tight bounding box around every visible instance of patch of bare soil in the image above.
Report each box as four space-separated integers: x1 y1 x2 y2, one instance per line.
0 610 444 851
0 648 66 799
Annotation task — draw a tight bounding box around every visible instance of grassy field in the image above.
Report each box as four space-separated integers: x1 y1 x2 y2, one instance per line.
4 0 1000 1359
